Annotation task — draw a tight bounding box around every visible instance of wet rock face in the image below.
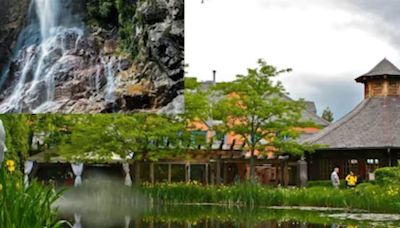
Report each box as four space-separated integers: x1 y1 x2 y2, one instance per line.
130 0 184 111
0 0 184 113
0 26 134 113
0 0 31 74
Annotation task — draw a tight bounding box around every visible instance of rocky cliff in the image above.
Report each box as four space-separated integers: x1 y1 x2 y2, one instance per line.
0 0 31 75
0 0 184 114
129 0 184 111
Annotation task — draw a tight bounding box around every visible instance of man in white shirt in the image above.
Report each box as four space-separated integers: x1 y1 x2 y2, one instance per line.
331 167 340 189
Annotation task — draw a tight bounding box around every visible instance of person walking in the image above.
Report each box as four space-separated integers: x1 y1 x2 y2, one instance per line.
331 167 340 189
345 171 357 188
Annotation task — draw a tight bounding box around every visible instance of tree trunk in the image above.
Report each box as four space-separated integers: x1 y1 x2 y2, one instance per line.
250 150 256 180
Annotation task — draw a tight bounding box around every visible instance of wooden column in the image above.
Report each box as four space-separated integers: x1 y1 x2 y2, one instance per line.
185 163 190 182
216 159 221 185
210 162 215 185
223 162 228 184
280 160 289 187
297 158 308 187
168 164 172 183
135 162 141 185
205 164 209 185
185 163 191 182
150 162 155 184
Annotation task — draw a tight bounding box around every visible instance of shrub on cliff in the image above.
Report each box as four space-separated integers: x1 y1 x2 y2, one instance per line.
85 0 136 55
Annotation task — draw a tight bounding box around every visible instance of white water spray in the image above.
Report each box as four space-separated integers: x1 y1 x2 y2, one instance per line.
102 57 116 103
35 0 60 40
0 0 84 113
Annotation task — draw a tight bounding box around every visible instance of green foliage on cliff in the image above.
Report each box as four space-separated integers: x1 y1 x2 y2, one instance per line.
85 0 136 56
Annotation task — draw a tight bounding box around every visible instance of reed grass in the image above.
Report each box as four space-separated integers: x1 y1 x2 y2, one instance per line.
141 181 400 213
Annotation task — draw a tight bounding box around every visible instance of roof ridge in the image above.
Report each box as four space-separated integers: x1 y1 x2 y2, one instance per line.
304 98 371 144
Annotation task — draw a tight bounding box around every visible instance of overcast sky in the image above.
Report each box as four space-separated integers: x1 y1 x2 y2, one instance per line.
185 0 400 120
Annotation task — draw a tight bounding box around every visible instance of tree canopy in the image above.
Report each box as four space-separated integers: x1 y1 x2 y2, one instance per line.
211 59 315 178
321 107 334 123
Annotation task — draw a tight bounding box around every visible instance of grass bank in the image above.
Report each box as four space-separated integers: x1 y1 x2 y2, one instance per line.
141 181 400 213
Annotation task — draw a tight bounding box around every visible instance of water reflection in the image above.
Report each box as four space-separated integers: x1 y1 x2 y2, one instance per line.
56 180 400 228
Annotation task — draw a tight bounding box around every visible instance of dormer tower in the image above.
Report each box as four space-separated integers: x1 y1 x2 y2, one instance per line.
355 58 400 98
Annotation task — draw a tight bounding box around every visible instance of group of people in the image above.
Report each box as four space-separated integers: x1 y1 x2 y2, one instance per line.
330 167 359 189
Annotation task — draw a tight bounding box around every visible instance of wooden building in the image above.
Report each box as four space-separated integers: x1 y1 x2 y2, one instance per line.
172 97 329 186
305 58 400 180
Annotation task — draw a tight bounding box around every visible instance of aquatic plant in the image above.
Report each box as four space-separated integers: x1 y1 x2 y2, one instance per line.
142 181 400 213
0 166 65 228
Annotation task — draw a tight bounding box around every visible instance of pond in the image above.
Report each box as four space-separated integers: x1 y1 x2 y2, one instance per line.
55 181 400 228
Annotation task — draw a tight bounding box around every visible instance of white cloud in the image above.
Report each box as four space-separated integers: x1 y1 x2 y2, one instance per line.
185 0 400 119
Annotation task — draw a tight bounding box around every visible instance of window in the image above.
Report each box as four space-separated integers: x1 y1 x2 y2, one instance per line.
366 158 380 177
350 159 358 164
345 159 359 175
367 159 379 165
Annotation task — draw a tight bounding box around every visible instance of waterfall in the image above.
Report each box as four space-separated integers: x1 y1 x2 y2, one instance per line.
95 64 101 94
35 0 60 40
0 0 124 113
102 57 117 104
0 0 84 113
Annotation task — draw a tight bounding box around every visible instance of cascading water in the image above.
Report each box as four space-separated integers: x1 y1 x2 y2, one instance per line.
35 0 60 40
0 0 84 113
0 0 120 113
102 56 117 104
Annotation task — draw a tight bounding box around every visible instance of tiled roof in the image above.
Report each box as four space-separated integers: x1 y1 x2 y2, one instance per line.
355 58 400 82
304 97 400 149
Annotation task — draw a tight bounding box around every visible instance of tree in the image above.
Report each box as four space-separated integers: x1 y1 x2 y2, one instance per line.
183 77 211 126
57 114 185 163
212 59 315 179
183 77 216 150
321 107 334 123
0 115 32 167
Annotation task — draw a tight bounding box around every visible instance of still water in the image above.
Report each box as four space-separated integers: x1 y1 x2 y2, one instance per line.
56 181 400 228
